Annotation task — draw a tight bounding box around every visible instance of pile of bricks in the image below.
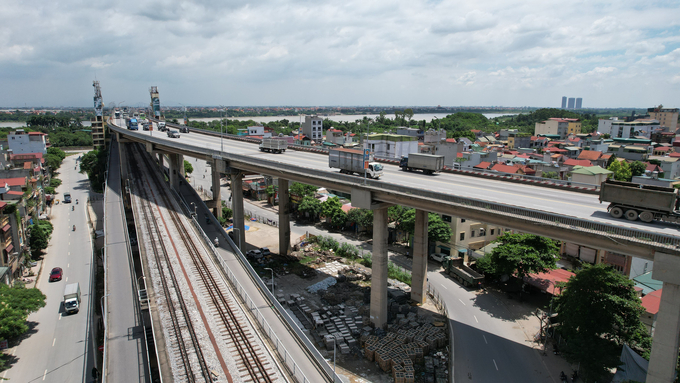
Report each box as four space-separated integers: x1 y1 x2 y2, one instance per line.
363 323 446 381
314 304 363 354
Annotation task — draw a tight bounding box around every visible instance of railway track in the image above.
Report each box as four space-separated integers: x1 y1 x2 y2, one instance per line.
130 143 279 383
130 150 212 382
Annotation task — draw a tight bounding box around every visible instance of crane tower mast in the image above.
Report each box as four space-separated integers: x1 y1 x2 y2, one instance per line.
149 86 161 118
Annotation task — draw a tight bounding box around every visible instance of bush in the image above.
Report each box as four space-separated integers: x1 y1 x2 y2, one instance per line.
37 220 54 237
360 252 372 268
44 187 55 194
315 235 339 251
388 262 412 285
336 243 359 259
49 178 62 188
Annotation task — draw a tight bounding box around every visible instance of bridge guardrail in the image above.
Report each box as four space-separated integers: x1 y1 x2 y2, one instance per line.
109 121 680 252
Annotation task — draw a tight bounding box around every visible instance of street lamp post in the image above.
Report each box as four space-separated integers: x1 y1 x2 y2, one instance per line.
264 268 274 292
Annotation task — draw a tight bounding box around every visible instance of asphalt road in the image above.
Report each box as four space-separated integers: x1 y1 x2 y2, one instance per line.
3 154 96 383
125 122 680 237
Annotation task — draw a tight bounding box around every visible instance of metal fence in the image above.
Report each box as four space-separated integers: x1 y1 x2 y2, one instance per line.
244 209 279 228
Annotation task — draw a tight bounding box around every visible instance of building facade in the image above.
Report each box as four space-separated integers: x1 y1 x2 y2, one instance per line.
366 134 417 159
535 118 581 139
647 107 679 131
301 115 324 142
434 215 506 260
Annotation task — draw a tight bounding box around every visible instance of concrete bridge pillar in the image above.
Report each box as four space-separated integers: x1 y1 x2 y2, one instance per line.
278 179 290 256
168 153 183 191
411 209 429 304
230 172 245 254
370 206 389 328
211 160 222 218
647 252 680 383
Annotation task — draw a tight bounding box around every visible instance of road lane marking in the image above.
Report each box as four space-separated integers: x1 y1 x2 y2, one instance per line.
65 277 68 282
474 315 478 323
493 359 498 370
43 369 47 380
483 335 488 344
440 284 448 290
52 338 55 347
67 263 70 268
458 299 465 306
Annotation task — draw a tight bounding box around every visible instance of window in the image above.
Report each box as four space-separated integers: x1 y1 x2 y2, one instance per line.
490 229 495 235
479 228 486 236
461 218 466 223
459 232 465 241
442 215 451 223
471 230 475 238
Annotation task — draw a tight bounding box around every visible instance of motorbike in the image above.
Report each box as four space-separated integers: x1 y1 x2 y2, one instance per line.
214 237 219 247
76 199 79 204
560 371 568 382
72 206 74 211
73 225 76 231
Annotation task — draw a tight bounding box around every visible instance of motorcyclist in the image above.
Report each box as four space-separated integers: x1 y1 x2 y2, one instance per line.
73 225 76 231
76 199 78 204
214 237 219 247
72 206 74 211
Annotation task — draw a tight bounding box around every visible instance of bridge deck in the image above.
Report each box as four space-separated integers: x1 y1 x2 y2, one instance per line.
103 139 150 383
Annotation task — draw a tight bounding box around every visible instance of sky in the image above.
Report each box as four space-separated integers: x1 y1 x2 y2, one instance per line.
1 0 678 109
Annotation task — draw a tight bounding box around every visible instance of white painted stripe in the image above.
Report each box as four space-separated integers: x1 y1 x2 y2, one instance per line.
458 299 465 306
493 359 498 370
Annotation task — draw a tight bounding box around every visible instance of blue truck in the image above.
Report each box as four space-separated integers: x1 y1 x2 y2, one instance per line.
127 118 139 130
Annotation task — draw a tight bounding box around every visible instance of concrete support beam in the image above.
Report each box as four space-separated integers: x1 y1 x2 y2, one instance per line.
647 252 680 383
411 209 429 304
278 179 290 256
118 140 128 180
230 172 245 254
370 207 389 328
212 160 222 218
168 153 183 191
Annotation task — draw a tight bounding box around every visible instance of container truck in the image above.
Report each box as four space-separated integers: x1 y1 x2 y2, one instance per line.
329 148 384 179
259 138 288 153
442 256 484 288
157 121 167 131
399 153 445 175
63 283 81 314
599 179 680 223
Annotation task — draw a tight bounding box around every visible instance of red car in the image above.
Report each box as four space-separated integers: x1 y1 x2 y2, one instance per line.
49 267 63 282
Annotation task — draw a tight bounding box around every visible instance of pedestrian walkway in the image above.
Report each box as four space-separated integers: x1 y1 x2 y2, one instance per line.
103 140 150 383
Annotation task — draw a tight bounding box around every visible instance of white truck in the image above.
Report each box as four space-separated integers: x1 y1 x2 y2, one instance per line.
329 148 384 179
399 153 445 175
157 121 167 131
63 283 81 314
259 138 288 153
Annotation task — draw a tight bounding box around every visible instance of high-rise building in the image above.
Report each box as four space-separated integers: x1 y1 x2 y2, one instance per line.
301 115 324 142
575 98 583 109
647 107 679 131
567 98 575 109
561 96 567 109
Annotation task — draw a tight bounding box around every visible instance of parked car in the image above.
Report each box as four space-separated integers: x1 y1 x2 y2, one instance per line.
260 247 271 257
429 253 446 263
49 267 63 282
246 249 263 259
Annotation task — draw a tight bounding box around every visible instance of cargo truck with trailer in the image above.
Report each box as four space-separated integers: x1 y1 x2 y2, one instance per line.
127 118 139 130
442 256 484 288
599 179 680 223
399 153 445 175
259 138 288 153
63 283 81 314
329 148 384 179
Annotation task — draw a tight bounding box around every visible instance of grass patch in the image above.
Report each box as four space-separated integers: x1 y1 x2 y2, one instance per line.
299 256 315 265
388 262 412 285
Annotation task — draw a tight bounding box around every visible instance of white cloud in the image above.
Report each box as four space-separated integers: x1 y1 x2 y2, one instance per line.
0 0 678 107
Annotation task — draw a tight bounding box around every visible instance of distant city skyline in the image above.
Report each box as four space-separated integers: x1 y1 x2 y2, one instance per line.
0 1 678 108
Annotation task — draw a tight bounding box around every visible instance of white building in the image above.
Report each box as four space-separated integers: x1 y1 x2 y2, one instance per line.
365 134 417 159
247 125 265 137
7 130 47 155
301 115 324 142
598 118 660 139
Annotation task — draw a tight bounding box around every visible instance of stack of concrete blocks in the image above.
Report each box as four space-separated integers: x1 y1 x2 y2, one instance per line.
312 304 364 355
363 323 446 381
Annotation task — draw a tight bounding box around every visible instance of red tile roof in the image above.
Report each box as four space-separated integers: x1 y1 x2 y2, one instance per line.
641 289 662 315
654 147 671 152
548 118 580 122
491 163 522 174
545 148 567 153
669 153 680 158
0 202 6 210
564 159 593 167
474 162 491 169
524 268 575 295
577 150 603 161
6 191 23 195
645 163 662 172
0 177 27 187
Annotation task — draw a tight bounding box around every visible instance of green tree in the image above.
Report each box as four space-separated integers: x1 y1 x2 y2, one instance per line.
608 159 632 181
298 195 321 220
404 108 414 123
184 160 194 175
542 171 559 179
80 149 108 192
398 210 452 243
290 182 317 198
29 224 49 256
476 233 558 279
0 284 46 343
47 147 66 162
49 178 62 188
554 264 651 381
45 154 62 175
321 197 347 227
629 161 647 178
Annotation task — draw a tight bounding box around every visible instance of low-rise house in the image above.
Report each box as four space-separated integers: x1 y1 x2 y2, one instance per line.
366 134 418 159
606 145 650 161
570 165 612 186
641 289 662 335
648 156 680 179
396 127 424 141
632 174 679 188
491 163 525 175
0 177 27 201
294 134 312 146
563 158 593 169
